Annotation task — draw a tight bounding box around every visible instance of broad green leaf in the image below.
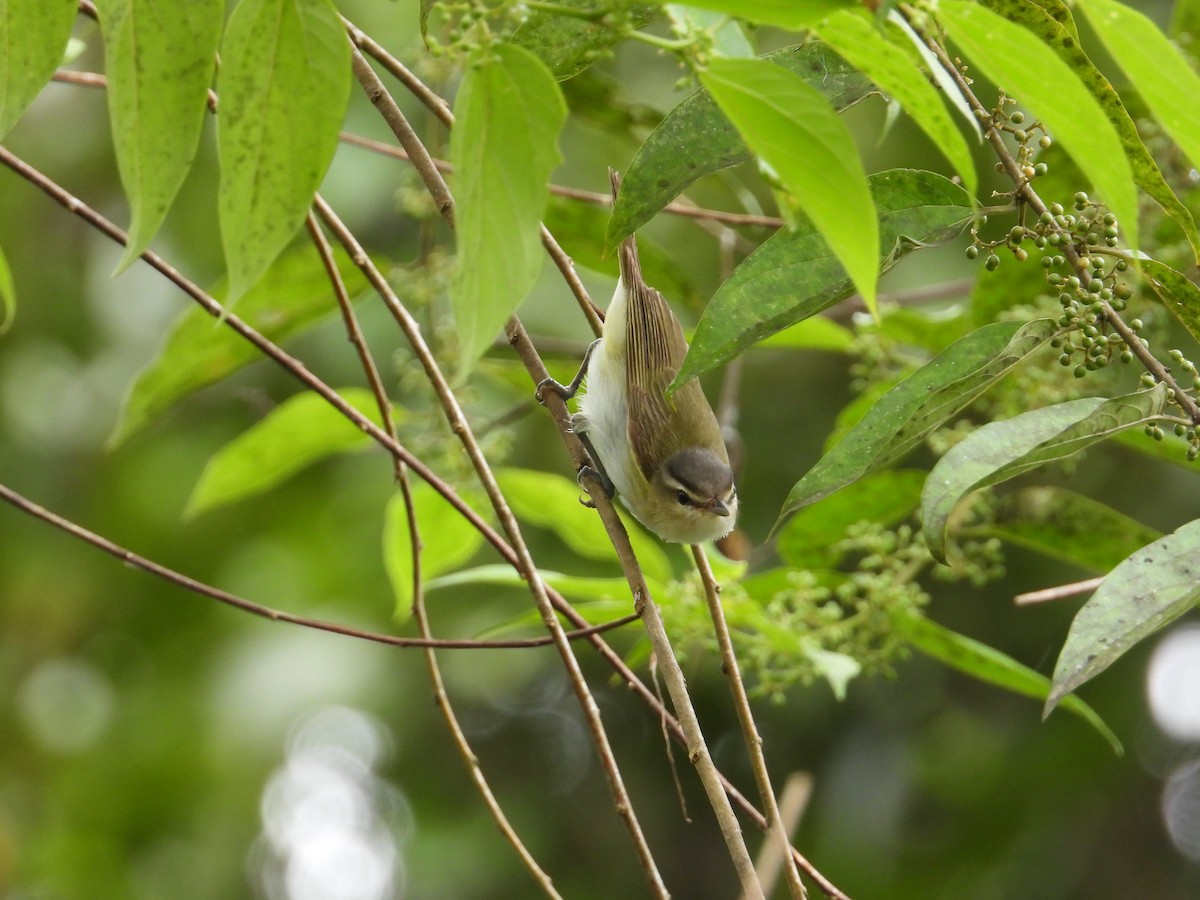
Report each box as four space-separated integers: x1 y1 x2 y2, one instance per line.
218 0 350 302
678 169 972 385
894 610 1123 755
383 482 485 617
698 57 879 312
661 0 853 30
111 244 370 445
495 468 673 586
937 0 1139 252
756 315 853 353
0 0 75 138
186 388 391 517
450 43 566 376
0 242 13 335
1083 0 1200 197
922 384 1169 562
97 0 222 273
980 0 1199 262
779 318 1058 521
428 564 659 606
608 42 875 249
512 2 658 79
815 8 976 197
665 4 753 58
1047 518 1200 714
1139 258 1200 347
986 487 1163 573
777 469 925 568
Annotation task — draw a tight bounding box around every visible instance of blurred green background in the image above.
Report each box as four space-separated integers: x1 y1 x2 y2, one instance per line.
3 2 1200 898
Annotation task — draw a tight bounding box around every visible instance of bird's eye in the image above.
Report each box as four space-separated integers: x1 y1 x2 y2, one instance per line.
675 490 690 506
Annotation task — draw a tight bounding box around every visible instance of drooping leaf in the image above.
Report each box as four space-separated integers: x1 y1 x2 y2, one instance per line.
815 7 976 197
894 610 1123 755
885 9 983 143
1047 518 1200 714
936 0 1139 252
777 469 925 568
608 42 875 249
111 244 370 445
1139 258 1200 348
383 482 485 618
512 1 658 79
679 169 973 385
659 0 853 30
428 564 658 606
978 0 1199 262
186 388 392 517
985 487 1163 573
802 645 861 701
218 0 350 302
0 0 76 139
922 384 1169 562
96 0 222 273
0 242 13 335
778 319 1058 522
495 468 673 586
698 57 880 311
450 43 566 376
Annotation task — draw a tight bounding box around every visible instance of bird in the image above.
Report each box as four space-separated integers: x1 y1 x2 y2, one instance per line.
538 170 737 544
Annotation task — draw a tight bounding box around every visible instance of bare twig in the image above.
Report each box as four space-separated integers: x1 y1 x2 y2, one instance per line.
750 773 815 900
692 544 806 899
1015 577 1103 607
331 53 669 893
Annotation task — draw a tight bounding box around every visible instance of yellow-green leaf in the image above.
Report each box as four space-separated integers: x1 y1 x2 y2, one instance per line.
0 0 75 138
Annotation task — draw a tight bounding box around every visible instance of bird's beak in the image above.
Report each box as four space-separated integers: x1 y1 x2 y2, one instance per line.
706 498 731 517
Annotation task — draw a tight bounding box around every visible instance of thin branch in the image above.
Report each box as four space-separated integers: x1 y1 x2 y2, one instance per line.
323 57 668 891
750 773 814 900
1015 577 1103 607
0 480 634 650
691 544 806 899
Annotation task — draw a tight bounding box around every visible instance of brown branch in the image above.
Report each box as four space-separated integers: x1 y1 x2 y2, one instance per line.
0 480 635 650
1015 577 1103 607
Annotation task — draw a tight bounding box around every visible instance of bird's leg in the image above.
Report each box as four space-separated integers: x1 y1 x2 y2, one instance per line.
576 459 615 509
535 338 599 403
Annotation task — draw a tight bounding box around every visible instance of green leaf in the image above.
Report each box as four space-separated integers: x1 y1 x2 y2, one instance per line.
97 0 223 273
428 564 656 606
608 42 875 249
814 8 976 197
450 43 566 376
937 0 1139 252
662 0 853 30
1083 0 1200 201
755 315 853 352
921 384 1169 563
185 388 391 517
986 487 1163 573
698 57 879 312
512 2 658 80
383 482 485 618
0 0 75 139
111 244 370 445
0 242 13 335
1047 519 1200 714
1139 258 1200 348
777 469 925 568
779 318 1058 521
217 0 350 302
802 645 861 701
679 169 972 385
894 610 1123 755
495 468 673 586
979 0 1199 262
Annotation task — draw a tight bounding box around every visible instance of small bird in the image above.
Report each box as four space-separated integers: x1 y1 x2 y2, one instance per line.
539 170 737 544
